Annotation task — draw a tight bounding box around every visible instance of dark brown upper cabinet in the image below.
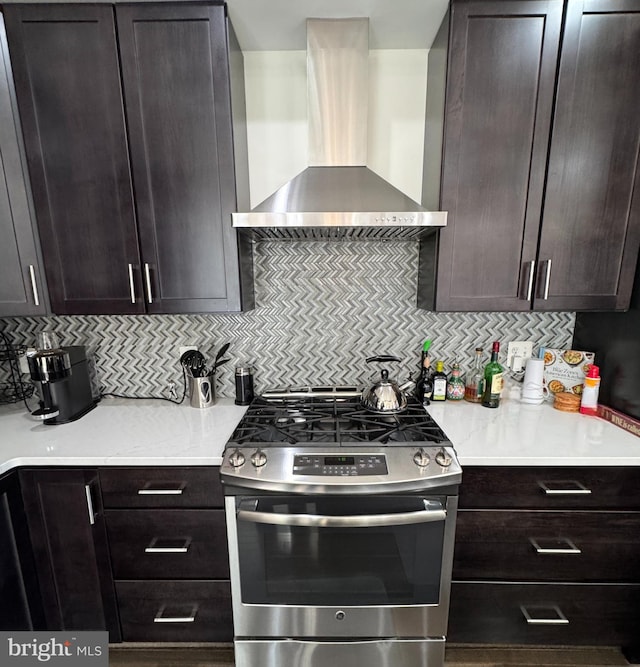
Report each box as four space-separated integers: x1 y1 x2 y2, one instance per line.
0 14 49 316
4 3 253 315
421 0 640 312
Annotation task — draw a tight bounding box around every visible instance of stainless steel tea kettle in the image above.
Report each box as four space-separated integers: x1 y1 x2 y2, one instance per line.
361 355 414 414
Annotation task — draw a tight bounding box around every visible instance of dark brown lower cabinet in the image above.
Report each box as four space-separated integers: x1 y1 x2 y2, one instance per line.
100 466 233 642
0 471 43 630
19 469 121 640
449 582 640 645
116 580 232 642
451 466 640 656
105 509 229 580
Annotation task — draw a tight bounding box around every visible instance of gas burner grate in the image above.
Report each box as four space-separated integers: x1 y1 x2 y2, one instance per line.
229 394 449 447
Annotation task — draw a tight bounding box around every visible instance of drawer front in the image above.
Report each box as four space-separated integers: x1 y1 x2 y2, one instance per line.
99 467 223 508
105 509 229 579
459 467 640 510
453 510 640 582
449 582 640 645
116 580 232 642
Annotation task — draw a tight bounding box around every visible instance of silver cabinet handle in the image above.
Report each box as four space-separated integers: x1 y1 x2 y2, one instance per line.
128 263 136 304
524 260 535 301
542 259 552 299
28 265 40 306
144 263 153 304
238 503 446 528
521 605 569 625
538 480 592 495
529 537 581 555
145 538 191 554
154 605 197 623
137 486 185 496
85 484 97 525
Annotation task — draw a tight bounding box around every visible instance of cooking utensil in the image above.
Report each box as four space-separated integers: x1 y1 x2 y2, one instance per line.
361 355 413 414
211 343 230 373
180 349 207 377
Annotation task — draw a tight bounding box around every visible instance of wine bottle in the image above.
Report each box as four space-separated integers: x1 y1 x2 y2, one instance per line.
481 341 504 408
415 339 433 405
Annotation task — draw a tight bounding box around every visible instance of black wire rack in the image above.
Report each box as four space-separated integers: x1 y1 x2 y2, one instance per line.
0 330 34 404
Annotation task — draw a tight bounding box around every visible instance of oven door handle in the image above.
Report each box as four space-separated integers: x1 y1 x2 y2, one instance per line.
236 506 447 528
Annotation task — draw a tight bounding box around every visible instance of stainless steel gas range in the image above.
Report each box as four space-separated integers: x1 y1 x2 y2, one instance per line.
220 387 462 667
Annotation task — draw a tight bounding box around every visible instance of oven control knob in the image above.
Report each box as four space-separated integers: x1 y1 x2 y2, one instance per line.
335 610 345 621
435 448 453 467
413 448 431 467
228 448 246 468
251 449 268 468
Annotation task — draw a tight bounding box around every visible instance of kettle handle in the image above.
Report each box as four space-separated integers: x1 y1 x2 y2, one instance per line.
366 355 401 364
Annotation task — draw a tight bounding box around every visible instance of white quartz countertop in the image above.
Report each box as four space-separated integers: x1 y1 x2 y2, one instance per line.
0 397 248 476
427 397 640 466
1 395 639 475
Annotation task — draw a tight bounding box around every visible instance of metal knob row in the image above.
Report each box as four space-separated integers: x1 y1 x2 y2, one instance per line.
413 447 453 468
228 448 268 468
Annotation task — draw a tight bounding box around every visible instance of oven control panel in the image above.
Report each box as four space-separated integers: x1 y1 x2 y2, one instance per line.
293 454 388 476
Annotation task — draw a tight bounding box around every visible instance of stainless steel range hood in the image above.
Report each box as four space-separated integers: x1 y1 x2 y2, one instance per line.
232 18 447 240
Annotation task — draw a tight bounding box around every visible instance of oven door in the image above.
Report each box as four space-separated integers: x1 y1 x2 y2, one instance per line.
225 493 458 639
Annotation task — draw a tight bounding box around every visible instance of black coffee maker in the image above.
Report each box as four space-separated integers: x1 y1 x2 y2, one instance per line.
27 333 96 424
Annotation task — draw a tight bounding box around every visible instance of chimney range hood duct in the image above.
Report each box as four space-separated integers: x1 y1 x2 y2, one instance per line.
232 18 447 240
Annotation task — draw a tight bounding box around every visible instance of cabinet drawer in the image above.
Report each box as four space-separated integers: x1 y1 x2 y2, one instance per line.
453 510 640 582
116 580 232 642
105 509 229 579
448 582 640 645
99 467 223 508
459 467 640 510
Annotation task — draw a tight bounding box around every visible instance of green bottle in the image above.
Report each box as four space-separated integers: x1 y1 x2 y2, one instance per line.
431 360 448 401
482 341 504 408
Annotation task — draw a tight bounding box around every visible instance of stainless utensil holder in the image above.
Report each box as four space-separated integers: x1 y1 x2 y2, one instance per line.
189 373 215 409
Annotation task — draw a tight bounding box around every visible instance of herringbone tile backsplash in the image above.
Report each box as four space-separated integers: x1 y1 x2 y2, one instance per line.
0 241 575 399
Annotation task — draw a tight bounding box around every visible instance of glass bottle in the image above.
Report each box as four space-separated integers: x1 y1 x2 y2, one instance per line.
415 339 433 405
446 361 465 401
431 360 448 401
482 341 504 408
464 347 484 403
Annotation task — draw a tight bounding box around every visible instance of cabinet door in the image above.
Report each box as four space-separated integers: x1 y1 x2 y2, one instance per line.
0 15 48 316
116 3 250 313
434 0 562 311
0 471 43 630
19 469 120 640
3 5 144 315
536 0 640 311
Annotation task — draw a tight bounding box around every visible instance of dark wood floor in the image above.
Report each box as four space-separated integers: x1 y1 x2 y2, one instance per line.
108 644 632 667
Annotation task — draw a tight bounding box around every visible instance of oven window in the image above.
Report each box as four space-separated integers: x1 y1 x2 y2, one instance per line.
235 496 446 606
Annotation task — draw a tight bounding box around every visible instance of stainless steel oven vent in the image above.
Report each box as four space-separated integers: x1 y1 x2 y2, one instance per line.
232 18 447 240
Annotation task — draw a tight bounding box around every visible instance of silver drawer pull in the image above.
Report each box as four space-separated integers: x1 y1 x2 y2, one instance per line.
521 605 569 625
144 262 153 304
538 480 592 495
524 260 535 301
154 605 197 624
137 483 185 495
529 537 581 555
542 259 552 299
28 265 40 306
128 263 136 304
85 484 97 525
145 537 191 554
